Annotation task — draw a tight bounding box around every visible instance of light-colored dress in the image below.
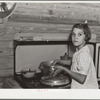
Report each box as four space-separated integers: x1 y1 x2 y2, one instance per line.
71 45 99 89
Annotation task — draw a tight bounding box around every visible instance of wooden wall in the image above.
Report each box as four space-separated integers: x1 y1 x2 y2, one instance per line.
0 2 100 80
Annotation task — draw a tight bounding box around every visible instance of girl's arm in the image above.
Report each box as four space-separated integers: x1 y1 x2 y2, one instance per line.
52 58 86 84
58 59 72 66
64 68 86 84
52 59 72 67
55 66 86 84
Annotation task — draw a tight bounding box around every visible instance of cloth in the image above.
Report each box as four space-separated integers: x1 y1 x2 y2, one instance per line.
71 45 99 89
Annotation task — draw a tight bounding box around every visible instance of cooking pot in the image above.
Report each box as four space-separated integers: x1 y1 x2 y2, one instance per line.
39 61 71 86
38 61 55 77
21 68 36 79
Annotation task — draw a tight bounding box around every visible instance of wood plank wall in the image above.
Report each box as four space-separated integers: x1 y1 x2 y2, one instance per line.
0 2 100 79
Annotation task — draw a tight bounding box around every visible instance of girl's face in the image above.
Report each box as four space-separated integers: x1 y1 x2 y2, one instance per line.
71 28 86 50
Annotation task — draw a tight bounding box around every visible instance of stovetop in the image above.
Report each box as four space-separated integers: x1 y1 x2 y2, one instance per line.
14 73 71 89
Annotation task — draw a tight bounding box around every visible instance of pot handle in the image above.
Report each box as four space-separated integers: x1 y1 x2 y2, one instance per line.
38 62 45 70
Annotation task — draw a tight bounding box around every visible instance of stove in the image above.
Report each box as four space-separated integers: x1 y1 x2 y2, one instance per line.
14 73 71 89
13 40 72 89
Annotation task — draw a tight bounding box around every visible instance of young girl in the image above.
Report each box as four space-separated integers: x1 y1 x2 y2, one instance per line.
52 23 99 89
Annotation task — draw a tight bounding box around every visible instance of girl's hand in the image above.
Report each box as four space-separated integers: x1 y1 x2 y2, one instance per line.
55 65 67 71
52 65 67 77
52 68 63 77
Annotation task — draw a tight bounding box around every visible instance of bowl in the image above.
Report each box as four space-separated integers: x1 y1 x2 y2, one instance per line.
21 68 36 78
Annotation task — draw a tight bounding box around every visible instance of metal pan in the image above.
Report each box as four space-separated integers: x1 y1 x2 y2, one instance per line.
40 75 70 86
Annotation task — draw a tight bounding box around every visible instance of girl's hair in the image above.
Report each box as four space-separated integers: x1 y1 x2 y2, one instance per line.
69 23 91 42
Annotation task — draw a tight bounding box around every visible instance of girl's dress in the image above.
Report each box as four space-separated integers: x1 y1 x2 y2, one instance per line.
71 45 99 89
